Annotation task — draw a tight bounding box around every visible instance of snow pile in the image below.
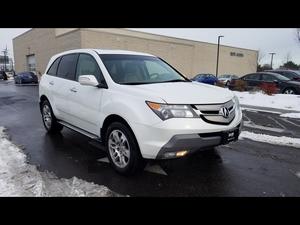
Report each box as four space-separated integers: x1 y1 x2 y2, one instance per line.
240 131 300 148
280 113 300 119
234 91 300 111
0 127 120 197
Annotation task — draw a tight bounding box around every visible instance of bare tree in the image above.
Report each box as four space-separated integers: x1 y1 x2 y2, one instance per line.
257 49 265 65
283 52 292 64
296 28 300 43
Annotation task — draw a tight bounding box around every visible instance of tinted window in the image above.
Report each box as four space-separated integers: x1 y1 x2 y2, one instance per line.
57 54 78 80
100 54 187 84
76 54 104 82
262 74 276 81
47 57 61 76
277 72 294 79
244 74 260 80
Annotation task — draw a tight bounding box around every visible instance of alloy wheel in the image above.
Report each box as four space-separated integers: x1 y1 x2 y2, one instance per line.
42 104 52 129
108 130 130 168
284 89 295 94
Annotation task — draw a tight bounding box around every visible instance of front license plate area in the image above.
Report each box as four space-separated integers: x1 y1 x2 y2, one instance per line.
222 129 239 144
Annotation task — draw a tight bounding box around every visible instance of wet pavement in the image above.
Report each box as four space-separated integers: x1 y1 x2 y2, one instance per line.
0 80 300 196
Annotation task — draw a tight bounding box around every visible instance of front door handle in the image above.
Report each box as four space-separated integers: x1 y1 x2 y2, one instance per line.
49 81 54 85
70 87 77 93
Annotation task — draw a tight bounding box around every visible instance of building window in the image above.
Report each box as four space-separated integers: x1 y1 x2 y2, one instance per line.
26 54 36 72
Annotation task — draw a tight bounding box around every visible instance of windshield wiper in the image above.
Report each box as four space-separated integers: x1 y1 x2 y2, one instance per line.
160 79 190 83
120 82 151 85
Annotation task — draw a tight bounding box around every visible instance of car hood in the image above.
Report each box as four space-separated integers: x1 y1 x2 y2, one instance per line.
286 80 300 85
124 81 234 104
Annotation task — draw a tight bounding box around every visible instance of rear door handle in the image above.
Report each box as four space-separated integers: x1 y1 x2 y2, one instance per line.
70 87 77 93
49 81 54 85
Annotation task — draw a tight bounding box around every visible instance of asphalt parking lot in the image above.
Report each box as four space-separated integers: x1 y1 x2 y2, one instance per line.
1 80 300 196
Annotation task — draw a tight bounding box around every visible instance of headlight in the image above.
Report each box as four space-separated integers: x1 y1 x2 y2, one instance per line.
146 101 197 120
233 95 240 110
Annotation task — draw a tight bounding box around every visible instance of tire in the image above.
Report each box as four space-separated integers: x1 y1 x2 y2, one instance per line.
41 100 63 133
105 122 146 175
283 88 296 95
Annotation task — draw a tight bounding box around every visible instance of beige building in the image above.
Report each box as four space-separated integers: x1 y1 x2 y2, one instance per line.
13 28 258 78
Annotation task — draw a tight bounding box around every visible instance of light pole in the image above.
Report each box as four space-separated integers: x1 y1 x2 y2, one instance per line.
2 46 8 72
216 35 224 77
269 52 276 69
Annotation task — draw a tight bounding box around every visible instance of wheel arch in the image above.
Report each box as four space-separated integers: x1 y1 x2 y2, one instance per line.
283 87 297 94
101 114 139 148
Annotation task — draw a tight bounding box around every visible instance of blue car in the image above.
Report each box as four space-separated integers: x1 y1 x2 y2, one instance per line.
14 71 38 84
192 73 218 85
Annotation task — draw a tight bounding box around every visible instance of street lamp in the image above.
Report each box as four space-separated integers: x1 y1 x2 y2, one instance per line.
216 35 224 77
269 52 276 69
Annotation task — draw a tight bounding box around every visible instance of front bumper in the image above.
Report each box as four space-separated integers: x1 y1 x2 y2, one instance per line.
156 123 242 159
131 107 243 159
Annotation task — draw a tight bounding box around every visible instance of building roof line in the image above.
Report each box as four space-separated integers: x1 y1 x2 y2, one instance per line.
125 29 258 53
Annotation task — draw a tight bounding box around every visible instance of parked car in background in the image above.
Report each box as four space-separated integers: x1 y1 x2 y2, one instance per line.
14 71 38 84
218 74 239 86
0 71 8 80
265 70 300 81
191 73 218 85
229 72 300 94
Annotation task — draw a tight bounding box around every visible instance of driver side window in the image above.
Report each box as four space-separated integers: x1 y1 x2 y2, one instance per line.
262 74 276 82
76 54 104 83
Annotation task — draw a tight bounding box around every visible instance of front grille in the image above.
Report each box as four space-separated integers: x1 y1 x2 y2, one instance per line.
193 100 236 125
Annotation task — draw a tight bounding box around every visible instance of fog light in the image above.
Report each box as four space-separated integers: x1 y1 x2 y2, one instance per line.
164 152 176 158
176 150 188 157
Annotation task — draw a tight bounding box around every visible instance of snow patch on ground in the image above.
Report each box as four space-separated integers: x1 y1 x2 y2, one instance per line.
234 91 300 112
280 113 300 119
0 127 120 197
240 131 300 148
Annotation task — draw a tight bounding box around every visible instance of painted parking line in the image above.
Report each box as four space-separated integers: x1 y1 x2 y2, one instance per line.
97 157 168 176
241 107 282 115
144 164 168 176
243 122 285 133
97 157 109 163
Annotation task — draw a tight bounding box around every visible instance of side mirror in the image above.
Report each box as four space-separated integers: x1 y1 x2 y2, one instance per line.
79 75 108 88
79 75 99 87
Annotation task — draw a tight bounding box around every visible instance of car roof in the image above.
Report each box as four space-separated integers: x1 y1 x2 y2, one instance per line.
244 72 282 76
51 49 155 58
267 69 297 72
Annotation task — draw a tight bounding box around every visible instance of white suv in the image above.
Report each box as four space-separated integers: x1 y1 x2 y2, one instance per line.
39 49 242 175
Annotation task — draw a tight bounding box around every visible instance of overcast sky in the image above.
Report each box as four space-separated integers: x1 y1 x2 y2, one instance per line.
1 28 299 68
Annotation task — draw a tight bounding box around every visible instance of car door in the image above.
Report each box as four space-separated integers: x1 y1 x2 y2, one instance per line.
243 73 261 90
51 53 79 122
261 73 282 92
261 73 277 84
67 53 106 135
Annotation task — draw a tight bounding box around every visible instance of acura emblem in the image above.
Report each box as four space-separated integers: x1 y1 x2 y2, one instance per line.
219 107 229 118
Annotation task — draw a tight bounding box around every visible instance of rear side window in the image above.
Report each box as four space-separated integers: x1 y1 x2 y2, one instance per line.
57 54 79 80
47 57 61 76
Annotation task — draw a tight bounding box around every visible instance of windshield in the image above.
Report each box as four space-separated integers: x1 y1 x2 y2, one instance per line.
219 75 231 78
294 70 300 75
99 54 189 85
273 73 291 81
